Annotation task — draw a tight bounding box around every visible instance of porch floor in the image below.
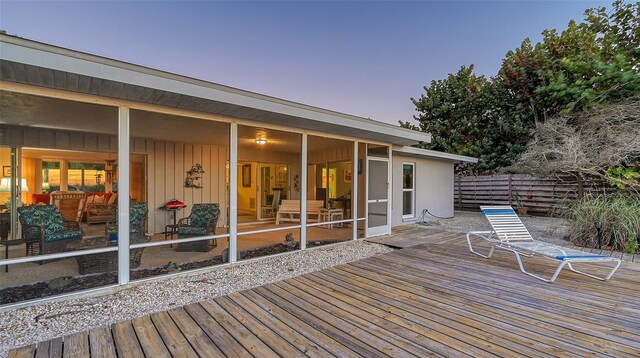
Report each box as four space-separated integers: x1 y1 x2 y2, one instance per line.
10 229 640 357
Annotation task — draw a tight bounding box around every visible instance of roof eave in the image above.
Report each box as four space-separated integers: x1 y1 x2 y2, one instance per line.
0 34 431 146
393 146 478 164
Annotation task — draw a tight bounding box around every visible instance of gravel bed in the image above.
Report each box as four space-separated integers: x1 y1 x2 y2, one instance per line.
0 240 394 357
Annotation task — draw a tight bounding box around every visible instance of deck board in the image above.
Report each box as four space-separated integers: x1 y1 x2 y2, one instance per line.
12 228 640 357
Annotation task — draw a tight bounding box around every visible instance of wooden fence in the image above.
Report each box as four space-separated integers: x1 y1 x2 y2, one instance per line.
454 174 609 214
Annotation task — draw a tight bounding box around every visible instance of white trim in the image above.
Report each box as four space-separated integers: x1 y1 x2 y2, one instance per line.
0 36 430 146
237 225 302 236
130 233 230 249
393 145 478 163
402 162 416 219
1 246 119 266
365 154 391 237
117 107 130 285
300 133 308 250
387 145 393 235
352 141 358 240
10 148 18 242
229 123 238 263
0 82 393 148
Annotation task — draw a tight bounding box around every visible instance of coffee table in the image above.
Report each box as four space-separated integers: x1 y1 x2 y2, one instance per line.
319 208 344 229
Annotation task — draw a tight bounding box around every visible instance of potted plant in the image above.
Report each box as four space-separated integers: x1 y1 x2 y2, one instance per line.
512 192 528 215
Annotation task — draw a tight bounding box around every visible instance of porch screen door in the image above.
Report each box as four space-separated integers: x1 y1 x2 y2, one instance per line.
366 157 389 237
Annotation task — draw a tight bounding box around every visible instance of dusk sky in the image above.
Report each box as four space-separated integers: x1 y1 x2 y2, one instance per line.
1 1 611 125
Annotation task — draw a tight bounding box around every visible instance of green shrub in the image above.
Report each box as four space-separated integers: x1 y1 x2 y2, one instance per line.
558 193 640 253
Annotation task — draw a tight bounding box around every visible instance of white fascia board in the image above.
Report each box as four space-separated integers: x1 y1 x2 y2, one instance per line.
0 36 431 144
393 146 478 163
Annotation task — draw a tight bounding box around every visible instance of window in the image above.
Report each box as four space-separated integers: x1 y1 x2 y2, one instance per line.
402 163 415 218
68 162 106 192
42 161 61 193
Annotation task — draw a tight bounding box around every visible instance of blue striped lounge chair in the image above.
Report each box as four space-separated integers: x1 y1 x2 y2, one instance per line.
466 206 622 283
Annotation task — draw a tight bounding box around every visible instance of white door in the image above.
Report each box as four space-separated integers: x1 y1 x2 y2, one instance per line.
366 157 390 237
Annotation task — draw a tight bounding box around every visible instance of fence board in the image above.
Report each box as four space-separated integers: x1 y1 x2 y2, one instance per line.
454 174 605 214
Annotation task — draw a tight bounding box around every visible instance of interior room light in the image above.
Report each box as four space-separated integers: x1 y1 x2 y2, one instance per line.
255 138 267 145
0 178 29 192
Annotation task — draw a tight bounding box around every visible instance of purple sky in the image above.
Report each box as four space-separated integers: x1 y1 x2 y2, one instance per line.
1 1 611 125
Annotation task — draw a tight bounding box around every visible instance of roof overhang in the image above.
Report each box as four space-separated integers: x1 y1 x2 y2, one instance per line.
0 35 431 146
393 146 478 164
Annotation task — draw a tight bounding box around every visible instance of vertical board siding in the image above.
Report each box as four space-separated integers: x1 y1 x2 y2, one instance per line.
308 145 353 164
202 146 212 213
145 140 156 233
454 174 609 214
153 142 166 233
217 147 227 226
145 141 228 234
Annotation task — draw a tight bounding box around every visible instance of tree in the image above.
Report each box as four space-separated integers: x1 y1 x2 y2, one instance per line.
404 66 486 156
501 1 640 121
406 1 640 173
405 66 533 173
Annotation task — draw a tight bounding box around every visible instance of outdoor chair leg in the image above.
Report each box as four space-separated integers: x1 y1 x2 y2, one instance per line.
466 232 496 259
511 249 568 283
566 260 622 281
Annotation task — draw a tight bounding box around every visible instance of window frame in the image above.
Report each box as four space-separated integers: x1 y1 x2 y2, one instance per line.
402 162 415 219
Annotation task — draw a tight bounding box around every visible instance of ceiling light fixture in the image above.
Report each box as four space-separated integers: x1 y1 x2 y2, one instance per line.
255 138 267 145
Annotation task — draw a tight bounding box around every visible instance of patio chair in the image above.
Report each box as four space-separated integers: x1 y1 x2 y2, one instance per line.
17 204 83 256
466 206 622 283
105 202 149 244
104 202 150 269
261 189 281 218
50 191 87 227
176 203 220 252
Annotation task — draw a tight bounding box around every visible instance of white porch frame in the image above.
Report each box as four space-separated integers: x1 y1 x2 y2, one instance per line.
0 85 395 308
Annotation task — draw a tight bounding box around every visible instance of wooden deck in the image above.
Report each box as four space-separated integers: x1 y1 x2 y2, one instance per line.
10 229 640 357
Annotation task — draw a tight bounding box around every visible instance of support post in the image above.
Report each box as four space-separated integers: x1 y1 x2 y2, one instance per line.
300 133 307 250
352 142 358 240
229 123 238 263
9 148 18 241
117 107 130 285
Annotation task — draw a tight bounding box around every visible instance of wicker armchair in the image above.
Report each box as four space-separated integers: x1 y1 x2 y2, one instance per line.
105 202 149 244
17 204 83 256
50 192 87 228
177 203 220 252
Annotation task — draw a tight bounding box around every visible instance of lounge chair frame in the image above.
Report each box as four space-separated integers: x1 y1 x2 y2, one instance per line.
467 206 622 283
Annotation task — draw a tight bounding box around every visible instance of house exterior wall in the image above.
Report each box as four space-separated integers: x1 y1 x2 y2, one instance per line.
391 155 454 226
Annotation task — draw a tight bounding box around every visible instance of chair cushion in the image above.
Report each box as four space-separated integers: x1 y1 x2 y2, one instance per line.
110 202 148 234
45 230 83 242
189 203 220 228
17 205 66 236
178 227 209 236
130 202 147 229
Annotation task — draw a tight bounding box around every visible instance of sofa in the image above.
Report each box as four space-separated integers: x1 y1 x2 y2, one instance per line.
32 192 117 224
86 193 118 224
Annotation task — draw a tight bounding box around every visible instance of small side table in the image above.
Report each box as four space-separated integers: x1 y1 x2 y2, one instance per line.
159 206 185 241
319 208 344 229
165 224 179 241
